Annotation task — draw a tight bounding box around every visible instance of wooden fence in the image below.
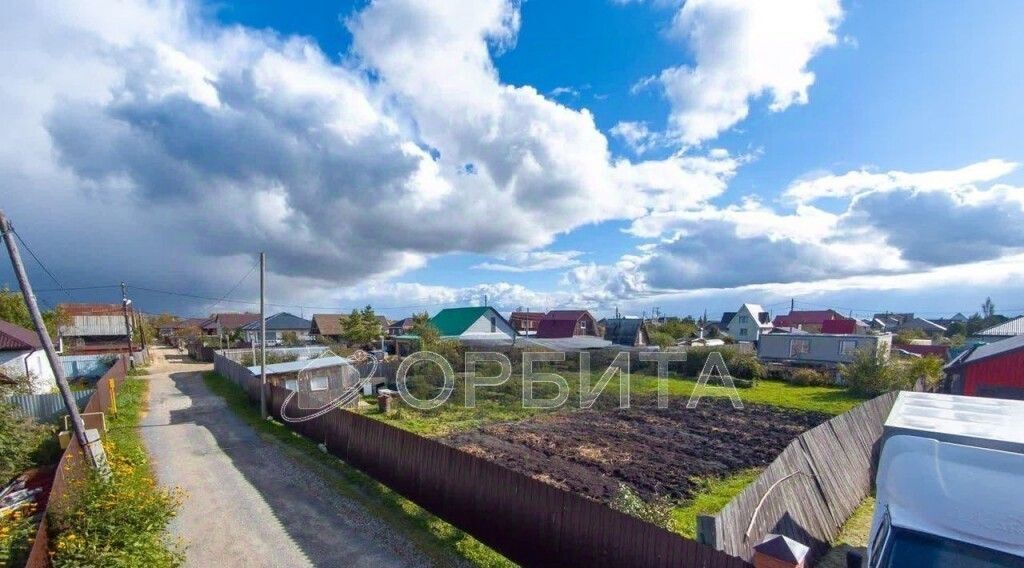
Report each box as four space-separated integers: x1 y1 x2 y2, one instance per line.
697 391 898 563
24 356 130 568
214 353 750 568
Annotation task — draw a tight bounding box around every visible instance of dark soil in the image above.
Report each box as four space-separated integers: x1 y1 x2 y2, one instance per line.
443 397 828 503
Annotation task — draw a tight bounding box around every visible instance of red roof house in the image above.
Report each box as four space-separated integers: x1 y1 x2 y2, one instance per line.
535 310 599 339
772 310 846 332
509 312 545 334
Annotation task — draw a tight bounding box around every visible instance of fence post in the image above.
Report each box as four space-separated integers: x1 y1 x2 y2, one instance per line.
697 515 718 549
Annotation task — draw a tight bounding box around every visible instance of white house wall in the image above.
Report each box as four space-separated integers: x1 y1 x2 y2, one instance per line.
461 311 516 339
0 350 57 394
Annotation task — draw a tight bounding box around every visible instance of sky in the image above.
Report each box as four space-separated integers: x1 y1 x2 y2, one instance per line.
1 0 1023 321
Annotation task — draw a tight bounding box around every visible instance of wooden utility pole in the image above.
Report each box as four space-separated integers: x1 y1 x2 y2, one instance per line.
0 210 96 466
259 252 267 419
121 282 134 363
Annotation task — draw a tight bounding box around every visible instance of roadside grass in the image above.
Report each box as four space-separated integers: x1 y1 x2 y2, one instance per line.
202 371 513 568
669 469 762 539
832 496 875 548
360 371 868 438
49 376 185 567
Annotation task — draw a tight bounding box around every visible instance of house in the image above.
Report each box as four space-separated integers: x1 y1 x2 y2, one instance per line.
241 312 313 346
945 334 1024 400
429 307 517 343
310 314 390 342
970 315 1024 343
820 318 870 335
772 309 846 333
509 312 544 335
310 314 347 342
200 313 260 337
0 319 56 394
602 317 650 347
871 312 915 332
898 317 947 335
387 317 416 337
535 310 599 339
724 303 773 342
758 332 893 367
160 317 207 338
58 303 130 352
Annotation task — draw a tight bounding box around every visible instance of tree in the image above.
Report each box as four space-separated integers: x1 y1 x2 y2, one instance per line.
341 305 381 345
409 311 439 347
659 319 698 340
982 297 996 319
648 330 675 348
0 285 66 338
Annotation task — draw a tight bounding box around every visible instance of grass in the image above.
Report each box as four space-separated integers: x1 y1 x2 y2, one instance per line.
669 469 763 539
202 371 513 568
832 496 875 548
359 371 869 438
49 375 184 567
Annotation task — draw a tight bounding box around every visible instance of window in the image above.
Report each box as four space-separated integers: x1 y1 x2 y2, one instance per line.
840 340 858 357
738 315 750 323
490 316 497 332
790 339 811 357
739 328 748 336
285 379 298 392
309 376 329 392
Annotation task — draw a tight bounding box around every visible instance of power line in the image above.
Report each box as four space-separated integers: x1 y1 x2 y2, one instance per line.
10 228 71 297
200 260 260 315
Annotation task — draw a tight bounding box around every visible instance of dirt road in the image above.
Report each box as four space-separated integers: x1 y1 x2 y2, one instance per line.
140 346 433 568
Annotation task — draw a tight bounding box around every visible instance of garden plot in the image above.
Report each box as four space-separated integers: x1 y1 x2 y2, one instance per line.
444 397 827 503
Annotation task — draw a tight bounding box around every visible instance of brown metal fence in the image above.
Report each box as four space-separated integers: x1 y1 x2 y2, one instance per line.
24 356 130 568
214 353 751 568
697 391 898 563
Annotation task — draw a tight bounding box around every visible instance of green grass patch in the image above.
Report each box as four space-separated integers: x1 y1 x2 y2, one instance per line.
670 469 762 539
832 496 875 548
202 372 513 568
49 377 184 567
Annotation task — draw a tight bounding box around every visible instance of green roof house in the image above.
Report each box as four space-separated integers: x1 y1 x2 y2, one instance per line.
430 307 517 344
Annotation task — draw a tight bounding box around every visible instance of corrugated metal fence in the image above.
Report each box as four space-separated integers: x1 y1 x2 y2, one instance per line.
697 391 898 563
213 353 750 568
3 389 95 422
25 355 129 568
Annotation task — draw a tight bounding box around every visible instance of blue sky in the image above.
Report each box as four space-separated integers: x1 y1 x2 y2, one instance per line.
2 0 1023 320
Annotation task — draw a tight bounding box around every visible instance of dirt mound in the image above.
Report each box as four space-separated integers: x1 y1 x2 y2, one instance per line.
443 397 827 502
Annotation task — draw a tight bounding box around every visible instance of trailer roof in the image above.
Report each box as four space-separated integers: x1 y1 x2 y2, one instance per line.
884 391 1024 454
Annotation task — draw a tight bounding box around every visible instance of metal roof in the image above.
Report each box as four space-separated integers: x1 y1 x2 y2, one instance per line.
240 312 312 332
884 391 1024 454
523 336 612 351
975 315 1024 337
958 333 1024 366
246 355 351 375
0 319 41 351
430 307 504 336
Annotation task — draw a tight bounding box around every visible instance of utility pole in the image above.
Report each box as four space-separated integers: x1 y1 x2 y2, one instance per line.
259 252 267 420
121 282 134 364
0 210 95 466
134 308 147 351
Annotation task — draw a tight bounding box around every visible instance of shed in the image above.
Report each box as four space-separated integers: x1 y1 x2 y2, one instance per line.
945 334 1024 400
535 310 599 339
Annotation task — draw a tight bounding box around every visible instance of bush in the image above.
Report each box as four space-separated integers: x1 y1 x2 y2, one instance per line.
841 349 912 396
238 352 298 367
789 368 828 386
648 330 675 348
729 353 765 381
610 484 675 530
680 348 764 381
0 404 56 482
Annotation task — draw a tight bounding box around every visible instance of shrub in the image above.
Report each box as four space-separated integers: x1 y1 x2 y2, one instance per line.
0 403 56 482
840 349 913 396
238 352 299 367
789 368 828 386
648 330 675 349
610 485 675 530
680 348 763 381
729 353 765 381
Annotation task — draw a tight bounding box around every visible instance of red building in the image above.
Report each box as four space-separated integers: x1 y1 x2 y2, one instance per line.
946 335 1024 400
772 309 846 333
509 312 544 334
535 310 599 339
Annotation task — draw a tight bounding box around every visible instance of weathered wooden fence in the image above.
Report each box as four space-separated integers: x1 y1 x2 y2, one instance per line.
3 389 95 422
214 352 750 567
24 356 130 568
697 391 898 563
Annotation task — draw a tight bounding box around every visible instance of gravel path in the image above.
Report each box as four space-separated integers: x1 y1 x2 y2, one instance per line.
140 346 435 568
